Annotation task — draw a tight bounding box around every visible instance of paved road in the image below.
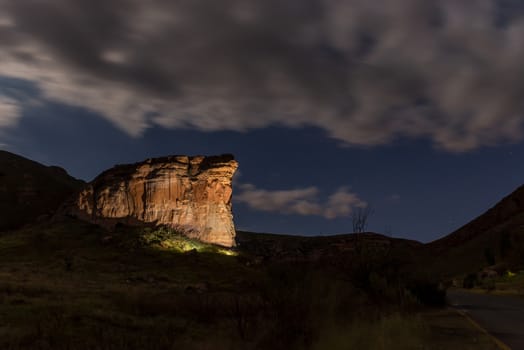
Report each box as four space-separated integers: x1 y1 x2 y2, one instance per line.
447 289 524 349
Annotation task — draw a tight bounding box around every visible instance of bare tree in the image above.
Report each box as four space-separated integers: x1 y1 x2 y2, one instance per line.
352 206 373 234
352 206 373 259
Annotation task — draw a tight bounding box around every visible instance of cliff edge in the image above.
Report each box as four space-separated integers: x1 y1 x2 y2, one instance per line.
65 154 238 247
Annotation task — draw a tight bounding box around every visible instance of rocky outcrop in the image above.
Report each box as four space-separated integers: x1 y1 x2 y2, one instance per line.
66 154 238 247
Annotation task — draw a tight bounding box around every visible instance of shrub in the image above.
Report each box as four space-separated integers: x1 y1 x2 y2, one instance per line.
138 226 221 253
481 278 496 291
462 273 478 289
407 280 446 307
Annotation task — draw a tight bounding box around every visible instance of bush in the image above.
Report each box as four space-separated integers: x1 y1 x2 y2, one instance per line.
462 273 478 289
258 263 316 348
407 280 446 307
481 278 496 292
138 226 222 253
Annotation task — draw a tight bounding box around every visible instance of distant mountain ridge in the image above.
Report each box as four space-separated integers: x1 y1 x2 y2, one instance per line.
425 184 524 275
0 150 84 231
429 184 524 249
236 230 422 263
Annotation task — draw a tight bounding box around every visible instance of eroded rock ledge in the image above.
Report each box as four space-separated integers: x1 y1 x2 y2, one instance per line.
66 154 238 247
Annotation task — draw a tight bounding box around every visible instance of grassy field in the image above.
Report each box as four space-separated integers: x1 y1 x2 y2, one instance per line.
0 220 502 349
420 310 501 350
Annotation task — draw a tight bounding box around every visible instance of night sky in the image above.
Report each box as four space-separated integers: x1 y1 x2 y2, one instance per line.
1 0 524 242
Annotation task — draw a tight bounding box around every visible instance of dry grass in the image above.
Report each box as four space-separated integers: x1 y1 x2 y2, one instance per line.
0 220 503 349
420 309 501 350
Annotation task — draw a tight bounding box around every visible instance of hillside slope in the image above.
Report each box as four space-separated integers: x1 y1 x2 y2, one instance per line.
0 150 84 231
426 185 524 276
236 230 422 264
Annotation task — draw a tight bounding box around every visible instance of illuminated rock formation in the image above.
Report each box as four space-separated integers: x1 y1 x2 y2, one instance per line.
67 154 238 247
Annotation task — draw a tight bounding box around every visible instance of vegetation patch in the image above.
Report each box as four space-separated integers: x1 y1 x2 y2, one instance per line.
114 225 238 256
0 220 503 349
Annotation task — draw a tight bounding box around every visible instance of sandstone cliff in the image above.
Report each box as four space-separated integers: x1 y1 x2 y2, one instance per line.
66 154 238 247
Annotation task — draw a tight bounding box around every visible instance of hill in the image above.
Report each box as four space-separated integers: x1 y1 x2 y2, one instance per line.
0 150 84 231
236 230 422 263
425 185 524 276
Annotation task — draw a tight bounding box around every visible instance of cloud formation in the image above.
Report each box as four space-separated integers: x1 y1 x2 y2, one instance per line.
1 0 524 150
235 184 366 218
0 96 20 127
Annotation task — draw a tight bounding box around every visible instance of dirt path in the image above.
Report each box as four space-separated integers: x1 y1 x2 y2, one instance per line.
447 289 524 349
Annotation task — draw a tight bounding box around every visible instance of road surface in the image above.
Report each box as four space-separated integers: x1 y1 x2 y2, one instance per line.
447 289 524 349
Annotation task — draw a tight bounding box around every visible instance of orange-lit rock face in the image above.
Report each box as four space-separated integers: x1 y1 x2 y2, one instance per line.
68 154 238 247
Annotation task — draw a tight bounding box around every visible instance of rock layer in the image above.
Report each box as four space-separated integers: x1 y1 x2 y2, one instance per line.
67 154 238 247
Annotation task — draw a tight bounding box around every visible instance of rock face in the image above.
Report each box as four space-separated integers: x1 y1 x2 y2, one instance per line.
67 154 238 247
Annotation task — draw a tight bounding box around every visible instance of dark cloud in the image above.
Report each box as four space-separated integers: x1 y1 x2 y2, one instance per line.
1 0 524 150
4 0 175 94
